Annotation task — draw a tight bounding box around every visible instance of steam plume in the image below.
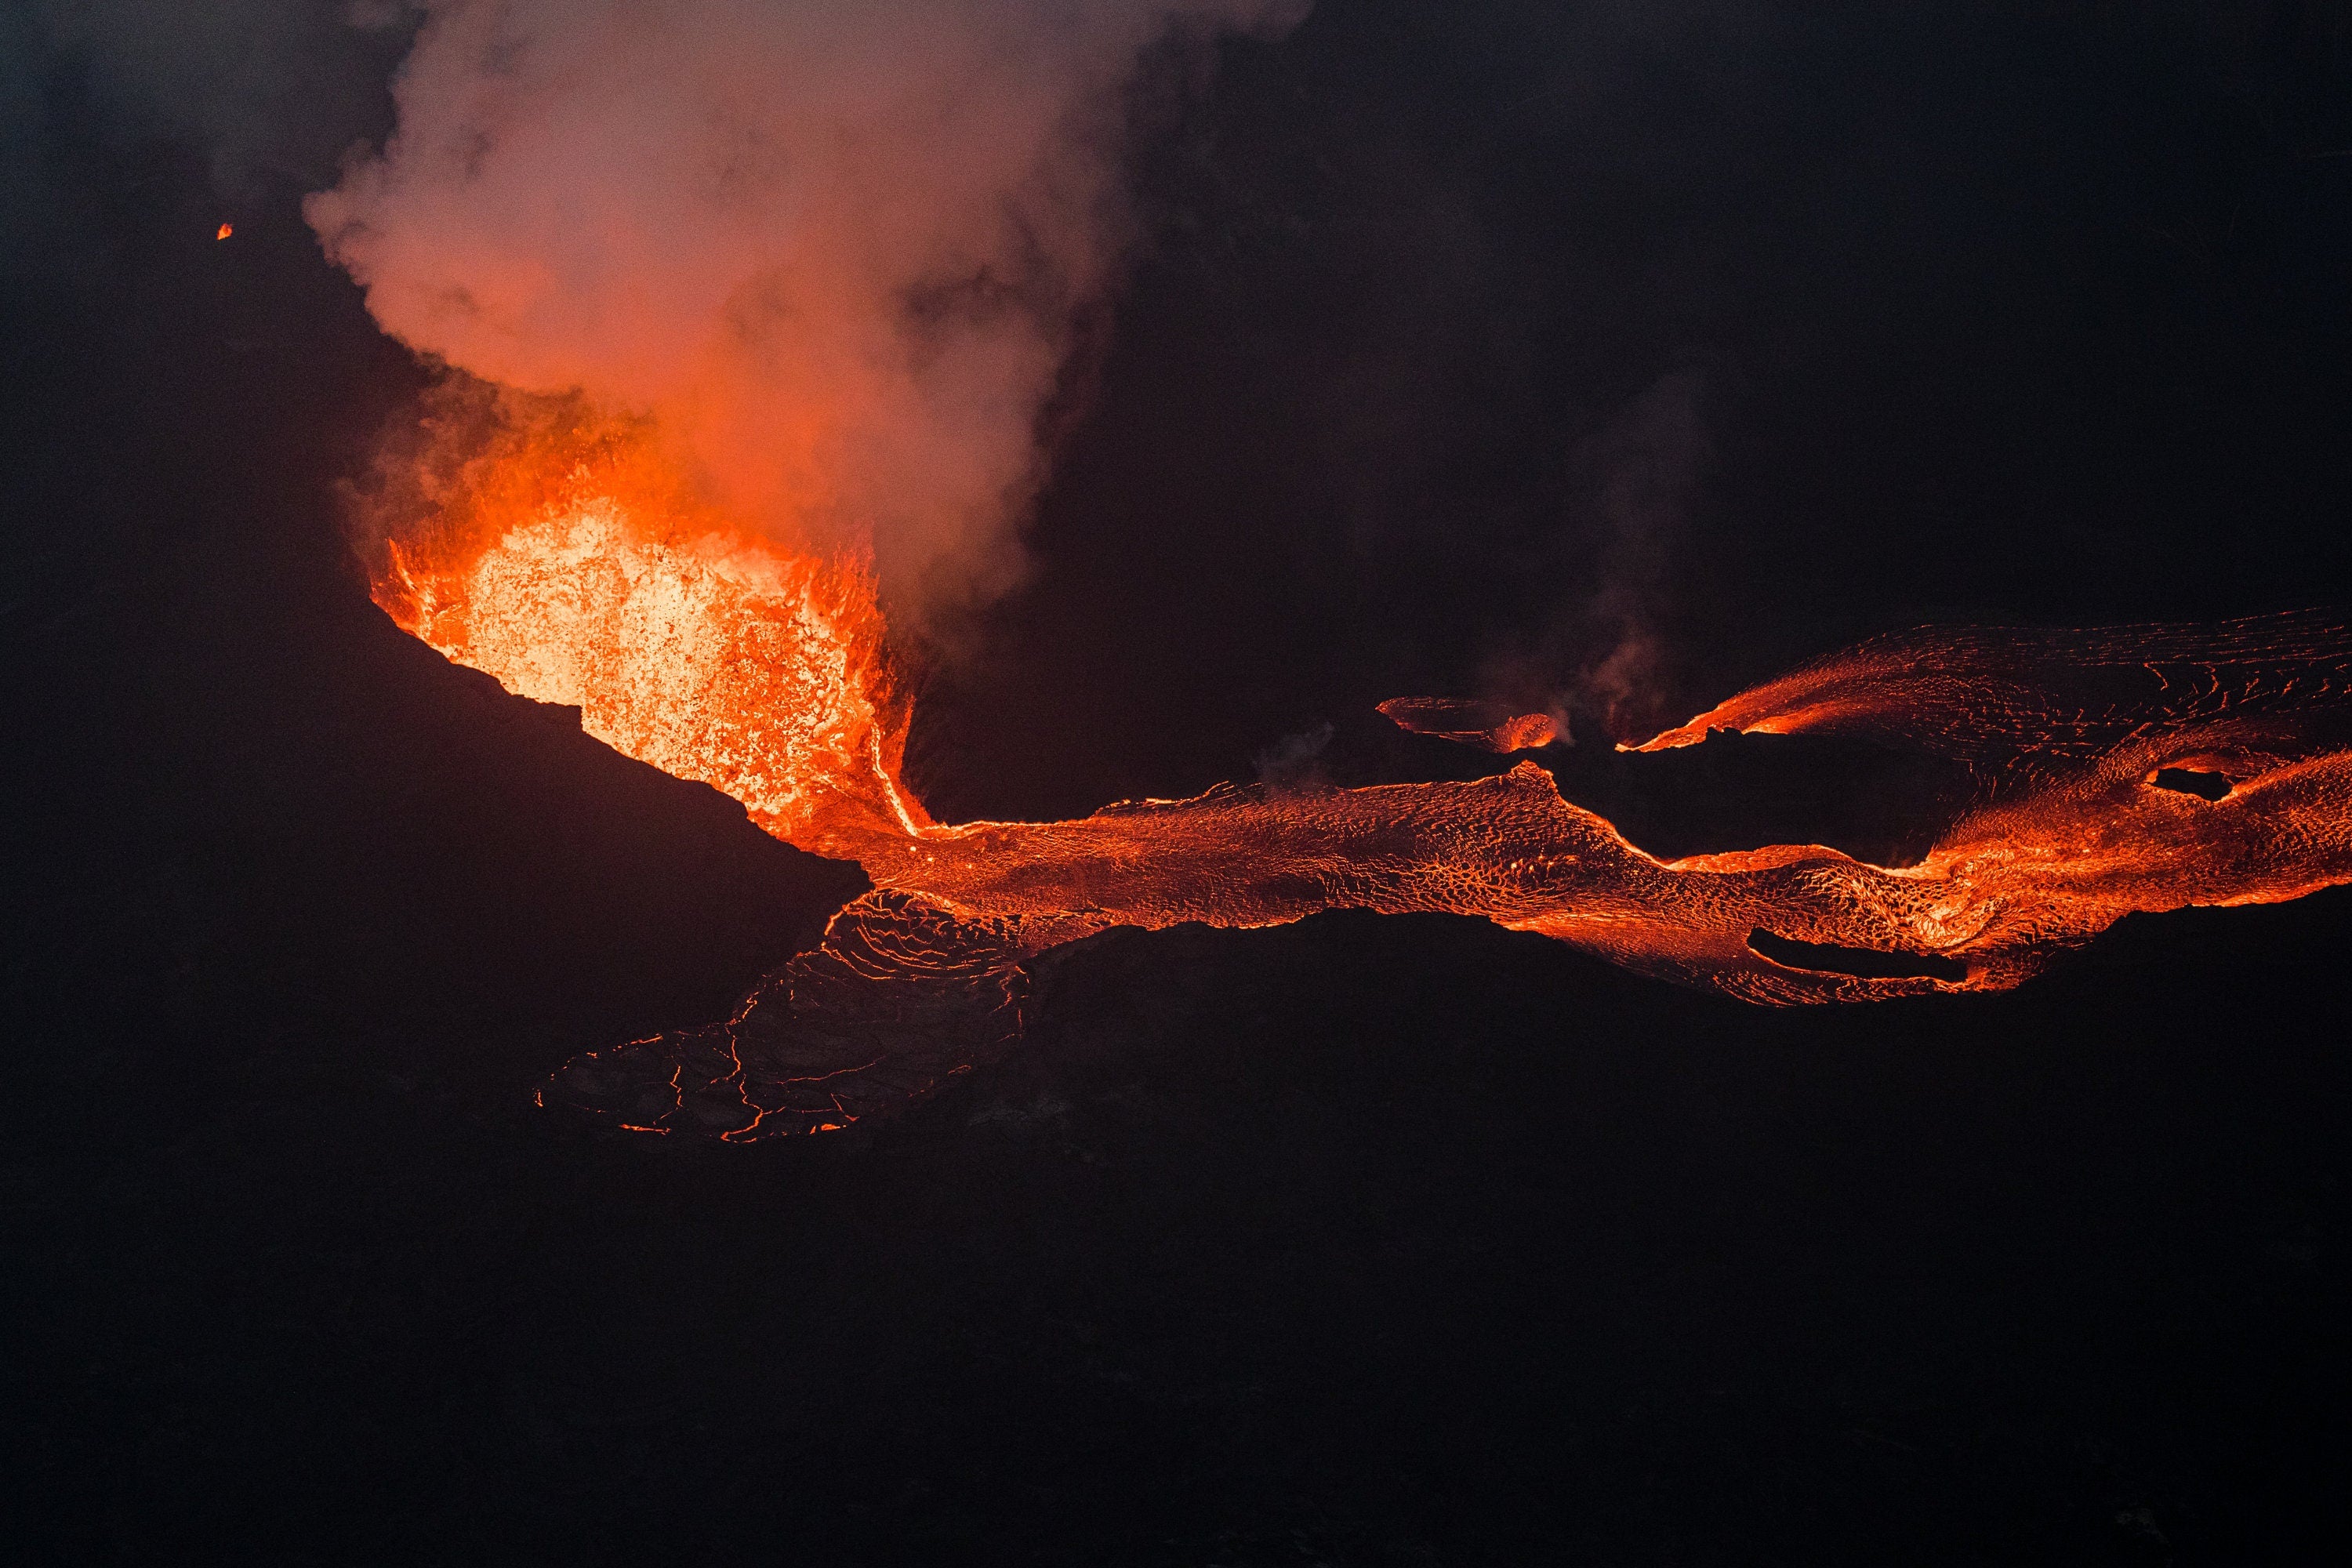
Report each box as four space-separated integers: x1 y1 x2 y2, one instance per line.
307 0 1305 618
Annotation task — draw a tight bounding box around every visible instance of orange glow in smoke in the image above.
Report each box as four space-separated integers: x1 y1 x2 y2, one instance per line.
216 223 233 241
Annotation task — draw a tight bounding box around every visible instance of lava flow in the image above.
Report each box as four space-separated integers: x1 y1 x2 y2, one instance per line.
368 420 2352 1138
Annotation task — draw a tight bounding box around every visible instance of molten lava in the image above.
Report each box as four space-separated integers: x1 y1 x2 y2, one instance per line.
1378 697 1562 753
763 608 2343 1001
366 396 920 843
365 414 2352 1139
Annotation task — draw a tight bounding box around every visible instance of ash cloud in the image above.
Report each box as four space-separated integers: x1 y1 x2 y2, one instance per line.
304 0 1307 623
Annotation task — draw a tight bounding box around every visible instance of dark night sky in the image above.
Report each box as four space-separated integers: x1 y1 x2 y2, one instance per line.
5 4 2352 1563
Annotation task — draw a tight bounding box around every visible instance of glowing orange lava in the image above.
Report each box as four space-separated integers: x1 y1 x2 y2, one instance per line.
1377 697 1561 753
364 410 2352 1137
822 612 2352 1005
366 397 920 843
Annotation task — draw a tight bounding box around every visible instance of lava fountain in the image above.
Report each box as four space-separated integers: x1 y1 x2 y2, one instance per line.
363 393 924 845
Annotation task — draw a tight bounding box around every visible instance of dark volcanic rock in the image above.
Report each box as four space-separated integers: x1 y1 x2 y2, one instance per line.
8 540 870 1095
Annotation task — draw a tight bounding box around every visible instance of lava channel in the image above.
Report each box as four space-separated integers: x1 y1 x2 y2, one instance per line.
548 606 2352 1139
364 440 2352 1138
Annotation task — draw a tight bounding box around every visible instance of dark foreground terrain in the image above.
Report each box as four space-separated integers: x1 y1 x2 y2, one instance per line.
6 524 2350 1563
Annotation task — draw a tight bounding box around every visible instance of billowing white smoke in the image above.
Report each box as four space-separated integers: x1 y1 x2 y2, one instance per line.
307 0 1305 616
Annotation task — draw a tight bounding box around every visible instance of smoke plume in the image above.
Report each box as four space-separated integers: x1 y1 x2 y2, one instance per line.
306 0 1305 619
1567 368 1712 740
